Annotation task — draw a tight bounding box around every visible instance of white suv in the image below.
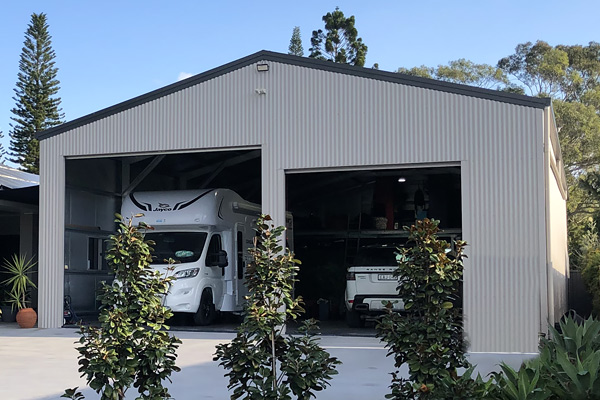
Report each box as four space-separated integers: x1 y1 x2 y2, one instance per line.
345 246 404 328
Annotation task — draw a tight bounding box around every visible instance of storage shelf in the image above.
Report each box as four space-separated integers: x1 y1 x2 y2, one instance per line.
295 228 461 239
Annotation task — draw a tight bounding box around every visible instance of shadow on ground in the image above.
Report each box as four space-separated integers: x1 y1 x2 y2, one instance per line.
64 313 380 337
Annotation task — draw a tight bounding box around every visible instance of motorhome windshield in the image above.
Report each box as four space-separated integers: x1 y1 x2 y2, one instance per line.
144 232 208 264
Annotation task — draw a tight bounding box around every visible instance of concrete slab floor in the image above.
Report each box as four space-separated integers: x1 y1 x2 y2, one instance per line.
0 323 397 400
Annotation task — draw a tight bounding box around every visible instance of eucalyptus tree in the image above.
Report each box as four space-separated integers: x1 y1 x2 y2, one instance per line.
398 40 600 266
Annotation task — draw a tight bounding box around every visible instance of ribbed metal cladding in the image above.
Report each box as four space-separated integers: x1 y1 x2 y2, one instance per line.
38 137 65 328
59 67 265 156
37 60 562 353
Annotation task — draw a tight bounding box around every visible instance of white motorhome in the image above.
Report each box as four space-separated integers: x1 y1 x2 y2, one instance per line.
121 188 289 325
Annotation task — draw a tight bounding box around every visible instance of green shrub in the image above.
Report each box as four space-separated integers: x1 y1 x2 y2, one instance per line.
582 249 600 315
492 364 550 400
374 219 600 400
376 218 489 399
214 215 340 400
63 215 181 400
494 315 600 399
438 365 498 399
1 254 37 310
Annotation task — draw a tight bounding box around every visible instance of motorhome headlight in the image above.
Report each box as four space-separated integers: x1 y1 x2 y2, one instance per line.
173 268 200 279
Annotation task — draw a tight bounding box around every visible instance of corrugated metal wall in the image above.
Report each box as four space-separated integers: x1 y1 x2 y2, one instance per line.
40 61 551 352
38 139 65 328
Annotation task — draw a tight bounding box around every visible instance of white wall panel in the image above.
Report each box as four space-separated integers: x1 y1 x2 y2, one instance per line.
546 109 569 325
39 60 555 353
548 164 569 323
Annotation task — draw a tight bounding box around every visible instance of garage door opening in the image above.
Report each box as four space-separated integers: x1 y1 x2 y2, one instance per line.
64 149 261 321
286 166 462 324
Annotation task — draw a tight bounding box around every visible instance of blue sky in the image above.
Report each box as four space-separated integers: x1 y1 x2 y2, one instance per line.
1 0 598 164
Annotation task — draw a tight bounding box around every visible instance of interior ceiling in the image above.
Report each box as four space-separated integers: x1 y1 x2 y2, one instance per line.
116 150 263 203
109 150 459 207
119 150 259 176
287 167 460 205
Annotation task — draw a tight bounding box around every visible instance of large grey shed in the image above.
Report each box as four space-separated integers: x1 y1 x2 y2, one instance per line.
36 51 568 360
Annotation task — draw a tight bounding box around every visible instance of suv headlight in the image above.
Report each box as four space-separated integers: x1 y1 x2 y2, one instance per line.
173 268 200 279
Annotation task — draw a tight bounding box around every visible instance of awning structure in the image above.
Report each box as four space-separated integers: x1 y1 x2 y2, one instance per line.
0 166 39 311
0 186 39 211
0 165 39 212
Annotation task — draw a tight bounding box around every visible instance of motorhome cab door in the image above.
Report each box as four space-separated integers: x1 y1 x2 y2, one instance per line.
235 224 250 307
206 233 225 304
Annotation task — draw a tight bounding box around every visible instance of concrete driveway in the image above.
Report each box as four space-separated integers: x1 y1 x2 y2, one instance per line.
0 323 397 400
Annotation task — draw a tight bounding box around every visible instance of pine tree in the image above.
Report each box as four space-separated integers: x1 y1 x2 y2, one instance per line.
9 12 64 174
0 131 6 164
288 26 304 57
309 7 368 67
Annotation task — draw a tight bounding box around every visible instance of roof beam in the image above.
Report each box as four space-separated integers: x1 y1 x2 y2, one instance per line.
180 150 260 180
122 155 165 197
199 161 227 188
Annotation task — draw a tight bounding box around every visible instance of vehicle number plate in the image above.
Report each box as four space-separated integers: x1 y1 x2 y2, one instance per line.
378 274 395 281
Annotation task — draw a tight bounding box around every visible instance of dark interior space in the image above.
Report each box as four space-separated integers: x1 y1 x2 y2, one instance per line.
0 231 20 264
64 154 462 329
0 231 20 293
120 149 262 204
64 149 262 318
0 185 40 314
286 167 462 321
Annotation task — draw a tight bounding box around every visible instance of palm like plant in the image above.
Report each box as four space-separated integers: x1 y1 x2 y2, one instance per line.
1 254 37 310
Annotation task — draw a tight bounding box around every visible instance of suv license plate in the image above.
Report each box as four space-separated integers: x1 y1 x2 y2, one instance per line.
378 274 395 281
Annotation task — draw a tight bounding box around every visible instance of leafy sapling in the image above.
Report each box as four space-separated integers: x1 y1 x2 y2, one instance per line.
377 218 481 399
214 214 341 400
64 214 181 400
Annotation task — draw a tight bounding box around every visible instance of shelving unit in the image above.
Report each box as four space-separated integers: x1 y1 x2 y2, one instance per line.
295 228 462 239
296 226 462 266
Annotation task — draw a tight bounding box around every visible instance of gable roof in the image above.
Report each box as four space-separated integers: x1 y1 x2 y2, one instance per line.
37 50 552 141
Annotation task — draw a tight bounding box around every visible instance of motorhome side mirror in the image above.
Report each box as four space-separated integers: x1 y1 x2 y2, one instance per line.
207 250 228 268
217 250 228 268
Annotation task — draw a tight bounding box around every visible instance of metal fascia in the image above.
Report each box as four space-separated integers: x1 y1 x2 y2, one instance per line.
36 50 552 141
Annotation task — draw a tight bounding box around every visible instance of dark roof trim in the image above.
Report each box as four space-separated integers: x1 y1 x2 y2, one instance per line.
38 50 552 141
